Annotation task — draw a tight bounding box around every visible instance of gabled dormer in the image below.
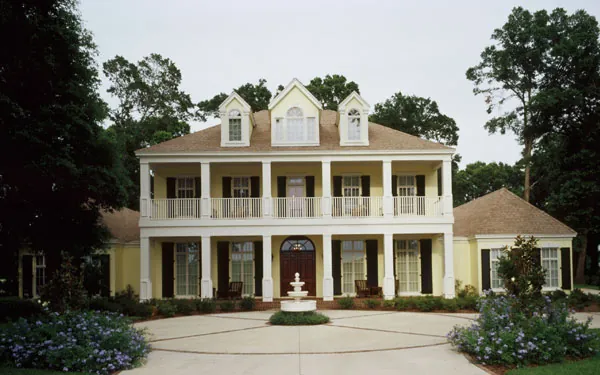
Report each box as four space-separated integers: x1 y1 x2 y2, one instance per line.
268 78 322 146
219 92 253 147
338 91 370 146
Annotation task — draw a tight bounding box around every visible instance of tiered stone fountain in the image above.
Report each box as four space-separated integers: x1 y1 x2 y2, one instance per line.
280 272 316 312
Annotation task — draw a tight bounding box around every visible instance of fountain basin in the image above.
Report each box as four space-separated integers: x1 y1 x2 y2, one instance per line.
280 300 316 312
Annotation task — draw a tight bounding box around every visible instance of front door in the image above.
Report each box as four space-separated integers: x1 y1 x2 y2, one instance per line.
287 177 305 218
280 236 316 296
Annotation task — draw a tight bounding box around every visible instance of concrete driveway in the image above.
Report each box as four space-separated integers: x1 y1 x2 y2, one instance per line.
122 310 600 375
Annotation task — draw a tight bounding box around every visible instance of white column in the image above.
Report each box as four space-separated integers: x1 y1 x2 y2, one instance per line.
443 232 455 298
140 236 152 300
201 162 211 219
383 233 395 299
322 161 332 217
201 236 213 298
262 162 272 218
262 235 273 301
140 162 151 218
322 234 333 300
442 159 453 216
382 160 393 217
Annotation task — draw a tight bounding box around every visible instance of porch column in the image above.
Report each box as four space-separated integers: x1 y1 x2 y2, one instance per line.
323 234 333 300
383 233 395 299
140 162 151 218
262 161 272 218
140 236 152 300
322 160 331 217
382 160 393 217
262 235 273 302
442 159 453 216
201 162 211 219
443 232 455 298
201 236 213 298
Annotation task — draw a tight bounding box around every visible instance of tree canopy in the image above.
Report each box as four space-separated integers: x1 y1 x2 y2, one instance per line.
197 79 272 118
453 162 524 206
305 74 360 110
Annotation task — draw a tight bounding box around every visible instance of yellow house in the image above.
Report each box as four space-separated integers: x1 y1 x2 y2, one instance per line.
16 79 576 300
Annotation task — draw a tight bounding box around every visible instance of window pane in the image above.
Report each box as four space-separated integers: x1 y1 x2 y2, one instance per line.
229 118 241 141
275 118 284 141
341 240 365 295
232 242 254 296
307 117 316 141
396 241 420 293
287 118 304 141
348 116 360 140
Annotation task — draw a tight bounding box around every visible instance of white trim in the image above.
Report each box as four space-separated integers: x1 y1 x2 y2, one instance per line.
137 149 455 158
218 91 251 112
338 91 370 110
472 234 576 240
268 78 323 110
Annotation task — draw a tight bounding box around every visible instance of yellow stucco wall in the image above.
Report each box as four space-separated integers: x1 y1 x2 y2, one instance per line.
453 238 473 288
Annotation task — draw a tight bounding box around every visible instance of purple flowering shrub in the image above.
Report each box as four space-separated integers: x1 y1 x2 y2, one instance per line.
0 310 149 374
447 293 599 366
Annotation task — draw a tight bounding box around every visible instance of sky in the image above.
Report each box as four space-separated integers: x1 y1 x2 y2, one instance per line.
79 0 600 166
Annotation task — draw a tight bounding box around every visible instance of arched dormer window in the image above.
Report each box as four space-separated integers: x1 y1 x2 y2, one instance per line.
228 109 242 141
348 109 361 141
284 107 316 142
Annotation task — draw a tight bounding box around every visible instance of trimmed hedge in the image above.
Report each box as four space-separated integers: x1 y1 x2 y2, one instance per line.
0 298 44 322
269 311 330 325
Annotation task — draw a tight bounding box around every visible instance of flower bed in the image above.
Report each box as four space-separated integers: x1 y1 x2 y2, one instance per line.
0 311 149 374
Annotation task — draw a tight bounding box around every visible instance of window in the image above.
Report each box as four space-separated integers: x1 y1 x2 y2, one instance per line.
542 247 559 288
281 237 315 252
490 248 505 289
175 242 199 296
35 255 46 296
228 109 242 141
275 118 284 141
232 242 254 296
397 175 416 196
395 240 419 293
286 107 304 141
274 107 317 143
348 109 361 141
176 177 194 198
306 117 316 141
342 176 361 197
232 177 250 198
342 240 365 295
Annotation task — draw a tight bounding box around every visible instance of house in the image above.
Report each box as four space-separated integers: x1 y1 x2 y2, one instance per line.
16 79 576 300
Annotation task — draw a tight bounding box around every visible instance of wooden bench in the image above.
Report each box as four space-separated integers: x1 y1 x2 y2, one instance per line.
218 281 243 299
355 280 370 298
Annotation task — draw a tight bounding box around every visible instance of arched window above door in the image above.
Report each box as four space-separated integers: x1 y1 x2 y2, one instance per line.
281 236 315 252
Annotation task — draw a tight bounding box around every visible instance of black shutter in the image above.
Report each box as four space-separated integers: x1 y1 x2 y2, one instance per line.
277 176 286 197
194 177 201 198
561 247 572 290
198 241 202 296
437 168 442 197
361 176 370 197
533 248 541 267
305 176 315 197
366 240 378 287
420 239 433 294
150 175 155 199
250 176 260 198
333 176 342 197
217 242 230 298
167 178 176 198
222 177 232 198
254 241 263 297
162 242 174 298
22 255 33 298
99 254 111 297
416 175 426 197
481 249 491 291
332 240 342 295
392 175 398 197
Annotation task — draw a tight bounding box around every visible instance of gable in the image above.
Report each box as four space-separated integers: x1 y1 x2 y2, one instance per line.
270 85 321 120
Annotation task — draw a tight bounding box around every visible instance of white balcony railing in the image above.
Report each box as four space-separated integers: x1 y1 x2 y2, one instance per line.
272 197 322 218
151 198 202 220
211 198 262 219
332 197 384 218
393 196 443 217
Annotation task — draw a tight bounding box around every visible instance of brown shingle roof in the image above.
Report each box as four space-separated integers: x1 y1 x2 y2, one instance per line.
101 208 140 243
136 110 452 154
453 188 576 237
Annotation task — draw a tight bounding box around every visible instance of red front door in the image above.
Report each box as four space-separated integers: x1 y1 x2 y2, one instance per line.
280 249 316 296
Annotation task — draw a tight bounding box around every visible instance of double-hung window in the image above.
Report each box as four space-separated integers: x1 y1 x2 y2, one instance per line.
341 240 365 295
541 247 559 288
175 242 199 296
231 242 254 296
228 109 242 141
232 177 250 198
490 248 505 290
348 109 361 141
176 177 194 198
396 175 416 214
35 255 46 296
342 176 361 215
395 240 420 293
286 107 304 141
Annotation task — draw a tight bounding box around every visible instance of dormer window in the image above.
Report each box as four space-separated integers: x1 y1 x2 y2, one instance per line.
228 109 242 141
286 107 304 141
348 109 361 141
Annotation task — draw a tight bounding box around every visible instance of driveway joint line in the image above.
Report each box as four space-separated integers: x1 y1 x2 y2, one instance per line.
149 325 271 343
327 323 447 338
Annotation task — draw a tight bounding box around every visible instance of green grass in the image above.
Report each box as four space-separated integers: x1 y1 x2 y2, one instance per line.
269 311 330 325
0 367 85 375
575 284 599 290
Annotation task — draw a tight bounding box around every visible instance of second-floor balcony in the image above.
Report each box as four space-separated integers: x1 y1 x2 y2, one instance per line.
149 196 444 220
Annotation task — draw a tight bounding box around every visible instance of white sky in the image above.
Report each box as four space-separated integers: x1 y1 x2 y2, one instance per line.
80 0 600 166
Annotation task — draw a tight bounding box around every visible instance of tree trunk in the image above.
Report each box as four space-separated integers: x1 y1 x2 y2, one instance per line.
523 138 533 202
574 234 588 285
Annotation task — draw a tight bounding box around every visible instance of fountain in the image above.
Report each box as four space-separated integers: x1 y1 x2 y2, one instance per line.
280 272 316 312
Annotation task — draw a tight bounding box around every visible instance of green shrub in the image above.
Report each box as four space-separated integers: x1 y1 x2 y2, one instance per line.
156 300 177 317
88 296 154 318
382 299 395 309
337 296 355 309
568 288 594 309
394 298 412 311
550 289 568 301
456 296 479 311
40 254 87 312
413 296 443 312
363 299 380 309
219 300 235 312
196 298 216 313
441 298 459 312
239 296 256 311
0 310 149 374
121 300 154 318
171 299 195 315
89 296 123 313
0 298 45 322
269 311 330 325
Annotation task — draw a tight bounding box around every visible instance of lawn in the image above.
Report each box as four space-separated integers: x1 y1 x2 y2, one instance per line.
574 284 599 290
